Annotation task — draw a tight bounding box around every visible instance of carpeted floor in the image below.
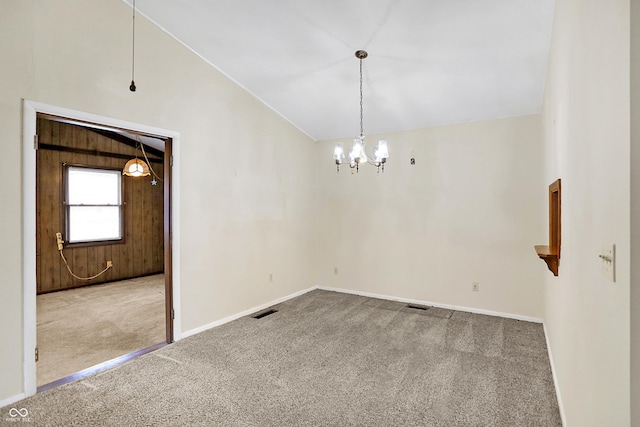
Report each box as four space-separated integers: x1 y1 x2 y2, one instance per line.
8 289 561 426
36 274 166 386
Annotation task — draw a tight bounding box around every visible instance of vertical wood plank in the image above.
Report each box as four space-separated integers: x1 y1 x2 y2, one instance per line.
36 118 63 293
143 175 151 274
39 146 58 292
86 246 98 279
133 175 144 276
51 121 63 291
152 163 164 274
58 122 75 289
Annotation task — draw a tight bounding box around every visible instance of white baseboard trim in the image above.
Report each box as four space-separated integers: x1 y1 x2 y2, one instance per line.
543 322 566 426
181 286 316 339
317 286 544 323
0 393 26 410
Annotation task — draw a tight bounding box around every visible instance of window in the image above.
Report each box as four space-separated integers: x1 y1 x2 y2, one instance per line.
65 166 123 244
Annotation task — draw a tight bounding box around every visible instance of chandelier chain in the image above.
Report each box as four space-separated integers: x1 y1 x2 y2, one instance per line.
359 56 363 138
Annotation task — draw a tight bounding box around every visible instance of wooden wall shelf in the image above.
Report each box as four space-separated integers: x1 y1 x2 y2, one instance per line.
535 179 561 276
535 245 559 276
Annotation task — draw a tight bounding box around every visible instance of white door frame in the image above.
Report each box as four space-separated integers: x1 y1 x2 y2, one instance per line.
22 99 182 397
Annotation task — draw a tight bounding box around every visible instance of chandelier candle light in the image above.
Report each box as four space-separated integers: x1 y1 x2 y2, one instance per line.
333 50 389 173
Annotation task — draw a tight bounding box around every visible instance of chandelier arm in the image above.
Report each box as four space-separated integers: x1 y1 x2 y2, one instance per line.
365 157 383 166
359 141 377 164
335 155 379 166
335 154 382 167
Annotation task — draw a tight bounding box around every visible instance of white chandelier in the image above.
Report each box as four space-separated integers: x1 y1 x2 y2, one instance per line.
333 50 389 173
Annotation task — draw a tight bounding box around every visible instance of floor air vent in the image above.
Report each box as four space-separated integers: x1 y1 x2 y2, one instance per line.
406 304 429 311
253 309 278 319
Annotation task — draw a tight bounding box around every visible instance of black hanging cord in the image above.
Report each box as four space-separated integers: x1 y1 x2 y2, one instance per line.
129 0 137 92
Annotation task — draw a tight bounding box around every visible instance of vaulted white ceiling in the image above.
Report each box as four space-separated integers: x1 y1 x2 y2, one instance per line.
130 0 555 141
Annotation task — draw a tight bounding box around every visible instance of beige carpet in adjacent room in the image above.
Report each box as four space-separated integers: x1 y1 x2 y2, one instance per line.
36 274 165 387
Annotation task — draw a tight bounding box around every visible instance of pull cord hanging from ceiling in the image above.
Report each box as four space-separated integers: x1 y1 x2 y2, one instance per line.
129 0 137 92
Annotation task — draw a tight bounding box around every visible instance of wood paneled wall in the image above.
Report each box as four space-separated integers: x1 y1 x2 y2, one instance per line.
36 118 164 294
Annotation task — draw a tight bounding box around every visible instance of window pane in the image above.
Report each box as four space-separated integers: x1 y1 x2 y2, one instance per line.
68 167 120 205
69 206 121 242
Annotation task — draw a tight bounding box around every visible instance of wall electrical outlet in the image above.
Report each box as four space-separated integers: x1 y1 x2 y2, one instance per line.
106 260 113 268
472 282 479 292
600 244 616 282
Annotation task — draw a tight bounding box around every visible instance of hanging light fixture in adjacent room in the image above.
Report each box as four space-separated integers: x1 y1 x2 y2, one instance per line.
123 143 150 177
123 157 150 177
333 50 389 173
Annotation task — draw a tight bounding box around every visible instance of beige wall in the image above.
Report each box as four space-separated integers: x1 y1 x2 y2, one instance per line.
0 0 316 403
631 0 639 423
316 115 546 319
542 0 631 425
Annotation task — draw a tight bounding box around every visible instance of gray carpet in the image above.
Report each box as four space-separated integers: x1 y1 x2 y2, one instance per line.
3 290 561 426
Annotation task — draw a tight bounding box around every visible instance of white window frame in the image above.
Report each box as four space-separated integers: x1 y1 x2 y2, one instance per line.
64 165 124 245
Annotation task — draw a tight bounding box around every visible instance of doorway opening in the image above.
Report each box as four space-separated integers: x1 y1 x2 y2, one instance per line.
22 100 181 397
35 114 173 389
